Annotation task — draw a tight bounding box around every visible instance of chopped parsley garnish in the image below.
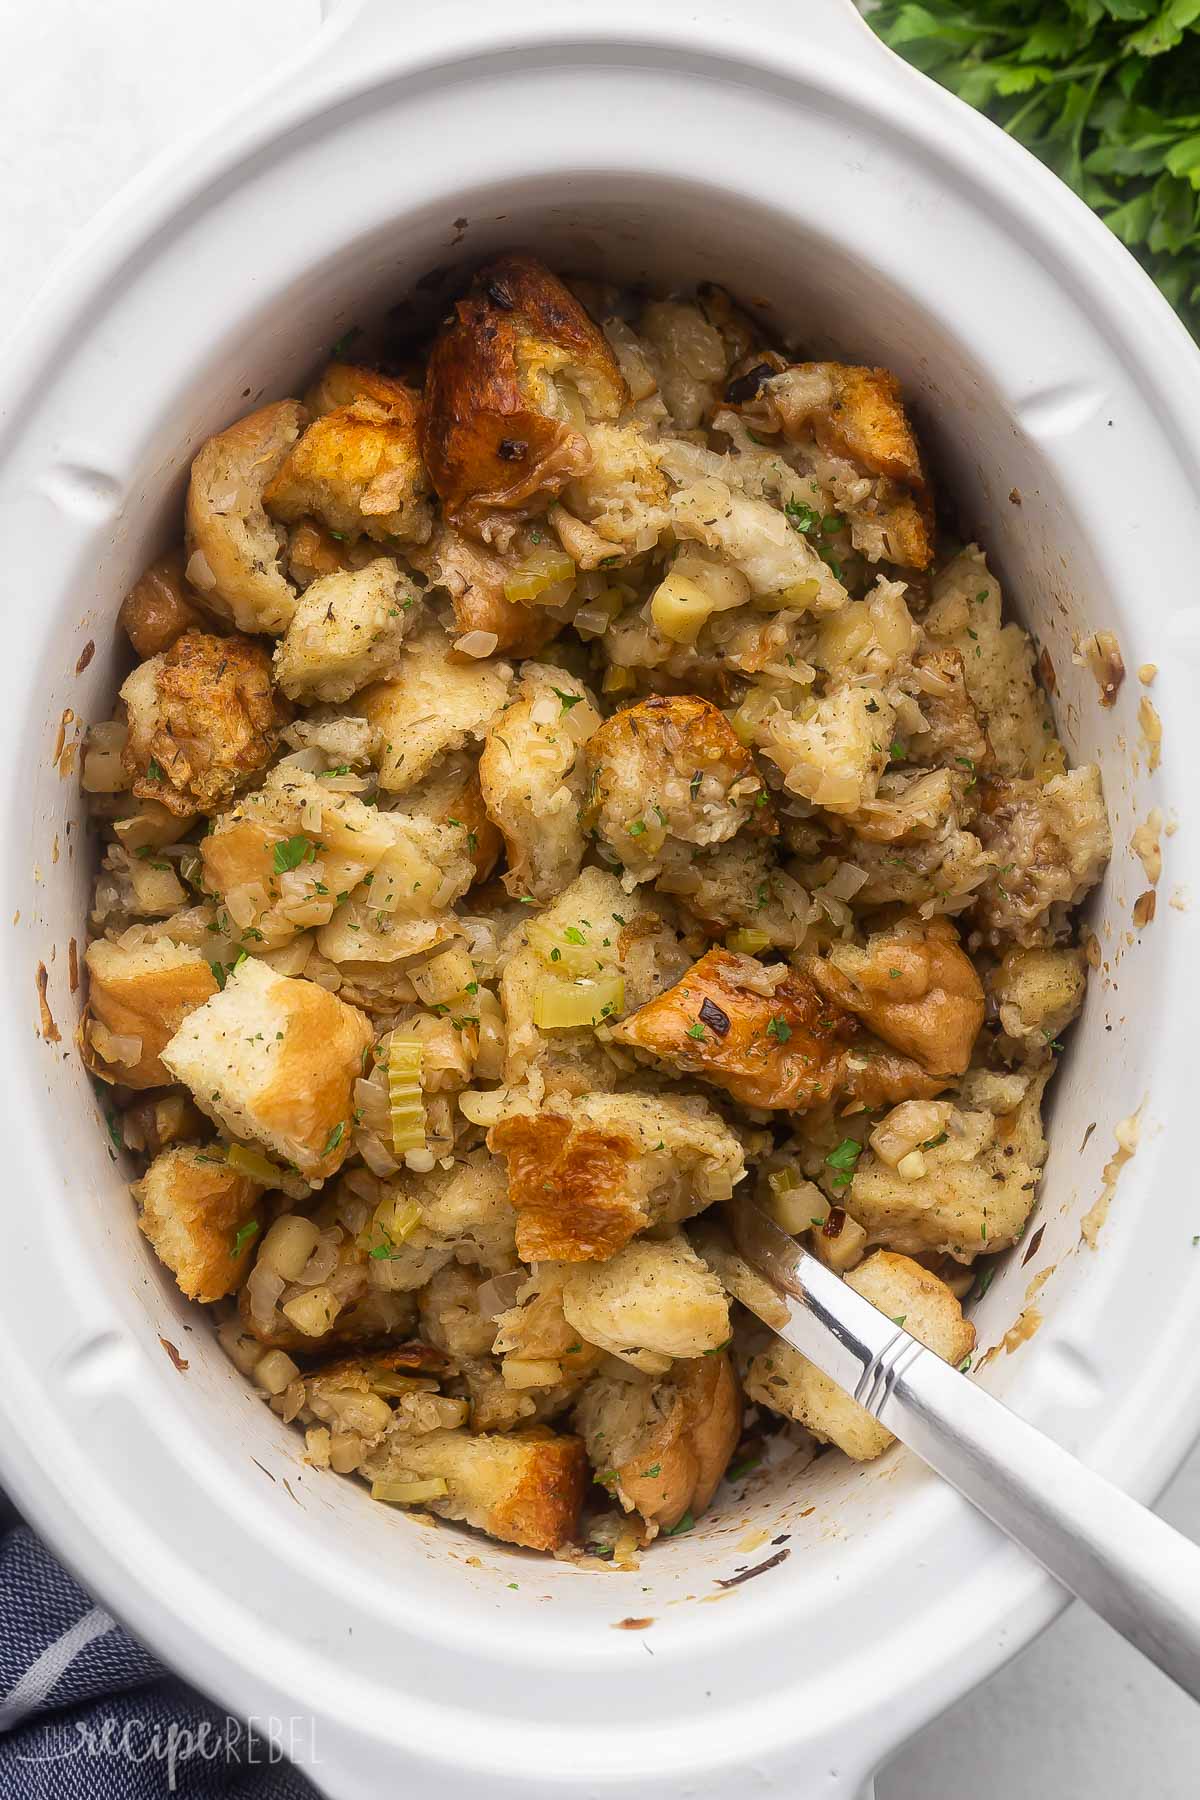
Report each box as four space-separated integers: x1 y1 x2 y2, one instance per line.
232 1220 260 1258
563 926 587 945
825 1137 863 1190
921 1131 949 1149
766 1015 792 1043
686 1021 707 1040
331 324 361 357
784 500 819 536
146 758 164 782
690 769 703 800
627 819 647 837
322 1121 345 1156
272 835 315 874
552 687 583 713
662 1510 694 1536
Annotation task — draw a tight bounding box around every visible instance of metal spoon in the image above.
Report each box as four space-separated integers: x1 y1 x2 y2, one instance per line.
732 1194 1200 1701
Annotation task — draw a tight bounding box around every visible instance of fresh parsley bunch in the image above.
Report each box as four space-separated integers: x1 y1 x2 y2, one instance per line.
868 0 1200 335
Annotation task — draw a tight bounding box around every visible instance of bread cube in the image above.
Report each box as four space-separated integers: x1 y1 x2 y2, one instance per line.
185 400 305 634
358 622 513 794
162 955 373 1181
478 663 601 902
133 1143 263 1302
272 559 422 703
561 1235 731 1370
85 937 218 1089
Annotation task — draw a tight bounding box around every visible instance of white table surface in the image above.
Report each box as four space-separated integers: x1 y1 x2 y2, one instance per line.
4 2 1199 1793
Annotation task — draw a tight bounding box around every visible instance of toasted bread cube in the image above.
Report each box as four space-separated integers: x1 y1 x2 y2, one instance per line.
201 765 396 948
358 622 513 794
991 946 1087 1049
975 768 1111 947
120 630 286 818
562 1235 730 1370
754 683 896 816
924 547 1050 777
162 956 373 1181
808 915 984 1078
488 1089 745 1262
118 550 211 658
558 421 670 554
745 1252 973 1460
133 1144 263 1303
85 937 218 1090
315 813 474 970
478 664 601 902
422 254 627 535
272 559 422 703
263 373 432 546
382 1426 588 1551
849 1069 1049 1261
185 400 305 634
575 1352 740 1536
583 694 772 882
612 947 943 1114
395 755 502 885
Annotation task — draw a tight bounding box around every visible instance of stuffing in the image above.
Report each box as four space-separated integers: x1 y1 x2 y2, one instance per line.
85 261 1108 1561
807 915 984 1077
131 1143 263 1303
637 299 733 429
661 444 846 612
574 1352 740 1536
612 947 944 1113
583 694 773 881
422 254 627 536
368 1426 588 1552
847 1068 1049 1260
924 548 1052 777
118 550 211 658
560 1235 731 1371
487 1089 746 1262
495 867 690 1095
658 838 813 950
989 946 1087 1056
262 371 432 546
394 755 503 884
755 362 933 570
478 663 601 902
272 559 422 703
84 937 218 1089
184 400 305 634
418 1264 500 1360
161 955 373 1182
201 764 396 948
745 1252 973 1459
974 768 1111 946
558 421 670 555
907 647 991 772
358 621 513 793
406 522 561 657
753 683 896 815
120 630 286 818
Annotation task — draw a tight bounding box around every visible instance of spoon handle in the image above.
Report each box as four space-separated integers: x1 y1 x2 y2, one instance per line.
732 1198 1200 1700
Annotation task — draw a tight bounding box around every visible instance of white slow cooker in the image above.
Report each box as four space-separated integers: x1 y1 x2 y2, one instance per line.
1 2 1198 1793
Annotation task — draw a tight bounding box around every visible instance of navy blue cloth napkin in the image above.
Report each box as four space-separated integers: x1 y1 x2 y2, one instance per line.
0 1526 317 1798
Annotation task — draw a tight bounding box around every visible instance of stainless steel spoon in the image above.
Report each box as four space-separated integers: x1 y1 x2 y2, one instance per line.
732 1194 1200 1701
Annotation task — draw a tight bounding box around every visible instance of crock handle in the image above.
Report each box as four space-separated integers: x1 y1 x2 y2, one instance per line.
317 0 897 75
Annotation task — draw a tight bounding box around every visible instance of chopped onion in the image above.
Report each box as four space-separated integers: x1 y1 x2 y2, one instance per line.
454 630 499 658
476 1269 526 1319
185 549 217 591
358 1131 401 1177
246 1263 285 1332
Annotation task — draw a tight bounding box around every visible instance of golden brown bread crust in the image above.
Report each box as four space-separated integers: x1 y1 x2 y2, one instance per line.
303 361 417 418
85 942 218 1090
121 629 288 817
135 1146 262 1303
488 1111 646 1262
488 1430 590 1552
612 947 944 1112
263 377 431 545
807 916 984 1080
184 399 305 633
615 1354 741 1534
421 254 627 535
118 551 211 658
254 978 375 1180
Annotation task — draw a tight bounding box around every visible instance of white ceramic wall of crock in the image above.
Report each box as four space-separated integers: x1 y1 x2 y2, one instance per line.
0 1 1197 1794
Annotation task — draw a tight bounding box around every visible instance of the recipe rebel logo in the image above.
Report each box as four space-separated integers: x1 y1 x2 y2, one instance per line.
14 1712 322 1792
